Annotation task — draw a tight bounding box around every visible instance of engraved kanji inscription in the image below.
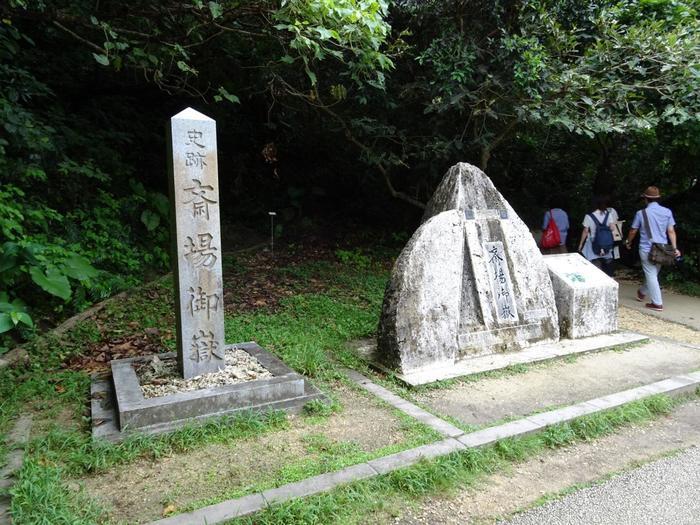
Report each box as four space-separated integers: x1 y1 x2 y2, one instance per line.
189 329 224 362
188 286 220 319
170 108 225 378
185 129 205 148
183 179 217 219
185 151 207 169
184 233 218 268
485 241 519 323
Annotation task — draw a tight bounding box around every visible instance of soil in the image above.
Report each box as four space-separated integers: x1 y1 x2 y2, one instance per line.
388 400 700 525
221 245 335 315
78 384 414 524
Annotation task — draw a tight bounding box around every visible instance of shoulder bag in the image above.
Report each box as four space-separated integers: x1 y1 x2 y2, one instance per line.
642 210 676 267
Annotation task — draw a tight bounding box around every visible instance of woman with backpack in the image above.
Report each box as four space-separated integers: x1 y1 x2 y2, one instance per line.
577 195 619 277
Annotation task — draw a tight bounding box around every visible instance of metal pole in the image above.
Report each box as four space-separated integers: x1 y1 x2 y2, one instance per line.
268 212 276 257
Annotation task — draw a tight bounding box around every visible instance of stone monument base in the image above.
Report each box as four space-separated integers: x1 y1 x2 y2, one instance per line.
362 331 648 386
91 342 327 442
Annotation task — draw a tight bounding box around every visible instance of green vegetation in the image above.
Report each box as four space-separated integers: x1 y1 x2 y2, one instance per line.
225 261 388 379
2 0 700 520
1 0 699 351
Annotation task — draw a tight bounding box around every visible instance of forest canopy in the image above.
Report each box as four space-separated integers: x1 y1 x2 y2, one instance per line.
1 0 699 343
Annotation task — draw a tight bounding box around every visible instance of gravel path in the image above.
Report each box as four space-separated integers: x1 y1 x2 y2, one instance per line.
501 446 700 525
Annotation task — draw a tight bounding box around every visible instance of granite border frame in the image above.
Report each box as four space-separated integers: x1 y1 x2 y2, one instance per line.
92 342 327 441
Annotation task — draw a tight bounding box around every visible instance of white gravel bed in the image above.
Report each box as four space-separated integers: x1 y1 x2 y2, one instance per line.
136 348 273 398
500 446 700 525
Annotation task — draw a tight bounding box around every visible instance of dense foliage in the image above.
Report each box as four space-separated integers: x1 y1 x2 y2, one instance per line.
1 0 699 347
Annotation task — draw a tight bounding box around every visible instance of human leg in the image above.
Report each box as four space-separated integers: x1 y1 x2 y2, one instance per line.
639 250 662 305
602 258 615 277
592 258 605 272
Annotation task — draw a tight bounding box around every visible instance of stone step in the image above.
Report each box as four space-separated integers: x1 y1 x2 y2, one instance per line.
412 337 700 427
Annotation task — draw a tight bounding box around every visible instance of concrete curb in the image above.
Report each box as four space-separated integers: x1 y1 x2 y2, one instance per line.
147 371 700 525
342 369 464 438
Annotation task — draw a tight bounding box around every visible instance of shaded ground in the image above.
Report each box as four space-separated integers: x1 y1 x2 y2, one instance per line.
78 384 431 524
619 281 700 331
391 400 700 525
62 243 383 374
414 339 700 427
618 305 700 346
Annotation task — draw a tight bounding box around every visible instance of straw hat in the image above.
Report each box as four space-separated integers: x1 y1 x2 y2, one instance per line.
642 186 661 199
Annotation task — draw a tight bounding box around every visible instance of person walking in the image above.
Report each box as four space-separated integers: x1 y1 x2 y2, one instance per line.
624 186 681 311
577 195 618 277
541 206 569 254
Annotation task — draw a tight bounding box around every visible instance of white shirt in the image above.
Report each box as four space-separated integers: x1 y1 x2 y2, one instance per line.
582 208 619 260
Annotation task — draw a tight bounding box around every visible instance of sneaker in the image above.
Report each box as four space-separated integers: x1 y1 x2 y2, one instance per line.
645 302 663 311
636 289 646 302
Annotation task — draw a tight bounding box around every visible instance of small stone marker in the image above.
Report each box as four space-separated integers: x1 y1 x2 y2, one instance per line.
544 253 618 338
168 108 225 378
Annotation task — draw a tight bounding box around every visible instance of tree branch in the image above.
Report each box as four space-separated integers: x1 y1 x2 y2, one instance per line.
319 105 425 209
52 20 105 53
480 118 518 171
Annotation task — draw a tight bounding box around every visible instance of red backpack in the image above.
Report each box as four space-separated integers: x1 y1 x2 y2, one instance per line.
540 210 561 249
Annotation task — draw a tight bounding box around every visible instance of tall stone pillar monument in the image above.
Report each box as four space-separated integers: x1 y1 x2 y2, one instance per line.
167 108 225 378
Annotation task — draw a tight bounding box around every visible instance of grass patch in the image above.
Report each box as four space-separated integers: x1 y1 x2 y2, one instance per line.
10 457 106 525
179 405 441 515
2 252 400 524
231 394 684 525
225 292 383 380
26 409 289 478
303 398 341 418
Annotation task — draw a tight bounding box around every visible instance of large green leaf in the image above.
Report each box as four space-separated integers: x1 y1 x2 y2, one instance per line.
0 313 13 334
11 311 32 328
92 53 109 66
141 209 161 231
62 254 99 281
0 242 19 273
29 266 72 300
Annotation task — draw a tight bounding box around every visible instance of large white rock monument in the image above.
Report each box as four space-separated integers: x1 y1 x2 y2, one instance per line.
376 163 560 379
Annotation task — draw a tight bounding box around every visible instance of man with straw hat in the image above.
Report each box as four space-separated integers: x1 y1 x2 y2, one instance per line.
624 186 681 311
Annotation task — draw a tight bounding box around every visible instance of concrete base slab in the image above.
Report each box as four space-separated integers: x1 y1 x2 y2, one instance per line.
370 331 648 386
92 342 327 442
415 338 700 427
